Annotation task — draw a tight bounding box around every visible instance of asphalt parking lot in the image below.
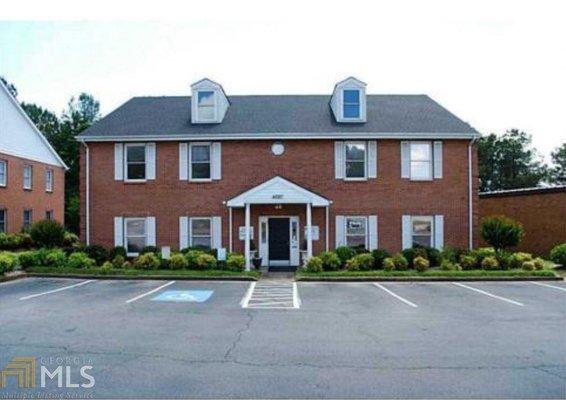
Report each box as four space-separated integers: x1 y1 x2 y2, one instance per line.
1 277 565 399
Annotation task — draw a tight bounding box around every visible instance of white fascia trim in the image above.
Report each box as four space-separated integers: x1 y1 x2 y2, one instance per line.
0 148 67 169
0 81 69 170
77 132 480 142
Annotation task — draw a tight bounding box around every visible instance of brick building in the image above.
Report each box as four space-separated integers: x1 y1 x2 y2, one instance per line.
78 77 480 270
0 82 67 233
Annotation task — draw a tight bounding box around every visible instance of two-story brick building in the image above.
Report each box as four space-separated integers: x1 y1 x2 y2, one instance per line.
0 81 67 233
78 77 480 270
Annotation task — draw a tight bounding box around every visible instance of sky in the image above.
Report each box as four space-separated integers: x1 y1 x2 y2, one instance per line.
1 0 565 161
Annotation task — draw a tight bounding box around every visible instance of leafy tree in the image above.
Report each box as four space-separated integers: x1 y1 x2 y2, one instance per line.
478 130 548 191
549 143 566 185
481 215 524 251
0 76 18 97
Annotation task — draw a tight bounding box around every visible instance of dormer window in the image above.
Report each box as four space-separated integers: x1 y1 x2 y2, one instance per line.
197 91 216 121
343 90 360 119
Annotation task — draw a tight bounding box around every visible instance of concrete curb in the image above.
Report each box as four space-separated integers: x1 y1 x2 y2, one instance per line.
0 273 27 283
296 276 563 282
25 272 259 282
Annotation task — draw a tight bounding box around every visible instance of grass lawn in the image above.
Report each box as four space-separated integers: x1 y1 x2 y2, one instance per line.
26 266 260 280
296 268 558 280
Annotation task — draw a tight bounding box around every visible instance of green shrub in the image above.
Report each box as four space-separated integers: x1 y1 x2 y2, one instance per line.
441 260 462 271
44 249 67 267
19 233 34 249
122 261 133 269
346 253 374 271
63 232 80 247
305 256 323 273
472 247 496 264
30 220 65 248
522 260 535 271
413 256 430 272
195 253 217 269
66 252 96 269
533 257 546 270
440 246 464 263
318 251 341 271
226 254 245 271
133 253 160 270
17 251 39 269
169 253 188 270
392 253 409 270
140 246 160 255
109 246 127 260
402 247 428 268
84 245 109 266
383 257 395 271
0 233 23 250
508 252 532 269
481 256 500 270
481 216 524 250
459 254 478 270
549 243 566 267
371 249 390 269
100 261 114 272
335 246 357 266
424 247 441 267
495 250 512 270
0 252 18 273
184 250 204 269
111 255 125 269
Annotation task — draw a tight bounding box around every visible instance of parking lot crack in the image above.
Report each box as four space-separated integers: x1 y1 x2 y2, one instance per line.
224 311 253 361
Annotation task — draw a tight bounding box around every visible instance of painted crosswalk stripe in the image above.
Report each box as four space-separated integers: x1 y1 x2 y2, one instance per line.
125 281 175 304
530 281 566 292
20 280 94 300
373 283 418 308
453 282 524 306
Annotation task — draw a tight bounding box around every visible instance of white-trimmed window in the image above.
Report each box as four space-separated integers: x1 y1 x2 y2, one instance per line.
343 89 361 119
409 142 433 180
45 210 53 221
23 165 33 189
124 218 148 255
45 169 53 192
23 209 32 230
196 91 216 122
411 216 433 247
345 142 367 179
345 216 367 248
190 217 212 249
124 144 146 181
0 160 6 187
0 209 6 232
189 143 211 181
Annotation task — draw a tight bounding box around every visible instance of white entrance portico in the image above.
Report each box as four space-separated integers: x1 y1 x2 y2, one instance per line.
225 176 331 271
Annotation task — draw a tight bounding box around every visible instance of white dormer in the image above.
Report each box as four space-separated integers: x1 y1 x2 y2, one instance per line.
190 78 229 124
330 77 367 123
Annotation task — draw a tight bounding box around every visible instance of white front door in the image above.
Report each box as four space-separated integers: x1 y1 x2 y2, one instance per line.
258 216 300 267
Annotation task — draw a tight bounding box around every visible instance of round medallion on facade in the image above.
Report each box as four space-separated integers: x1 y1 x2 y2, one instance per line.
271 142 285 156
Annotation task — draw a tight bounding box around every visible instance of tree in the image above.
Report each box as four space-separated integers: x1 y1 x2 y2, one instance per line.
478 130 548 191
549 143 566 185
0 76 18 98
481 215 524 251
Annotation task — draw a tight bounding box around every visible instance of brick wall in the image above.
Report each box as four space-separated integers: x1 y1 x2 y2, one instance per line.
479 187 566 256
80 139 478 253
0 152 65 233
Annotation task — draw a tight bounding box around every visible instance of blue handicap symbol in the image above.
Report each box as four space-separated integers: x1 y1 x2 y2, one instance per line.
152 290 213 303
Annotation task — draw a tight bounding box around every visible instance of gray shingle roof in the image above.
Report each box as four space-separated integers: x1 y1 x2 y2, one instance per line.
78 94 478 139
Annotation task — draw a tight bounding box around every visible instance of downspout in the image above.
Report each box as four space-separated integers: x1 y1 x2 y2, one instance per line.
83 141 90 246
468 137 478 250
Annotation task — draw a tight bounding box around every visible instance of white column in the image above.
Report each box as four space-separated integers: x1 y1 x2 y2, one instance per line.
325 206 329 252
245 203 251 271
228 207 233 253
306 203 313 259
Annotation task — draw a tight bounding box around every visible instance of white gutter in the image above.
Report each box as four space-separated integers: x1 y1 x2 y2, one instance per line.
468 137 478 250
83 141 90 245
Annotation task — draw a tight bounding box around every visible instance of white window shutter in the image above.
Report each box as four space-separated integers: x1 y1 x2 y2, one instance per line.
334 142 345 179
114 217 124 247
335 215 345 248
179 143 188 181
434 215 444 249
212 216 222 248
211 142 222 180
114 144 123 180
401 141 410 179
402 215 412 249
433 141 443 179
146 217 156 246
368 141 377 178
368 215 378 250
146 143 156 180
179 216 189 250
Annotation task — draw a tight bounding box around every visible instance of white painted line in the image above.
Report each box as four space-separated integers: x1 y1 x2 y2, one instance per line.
20 280 94 300
530 281 566 292
240 282 256 308
292 282 301 308
125 281 175 304
373 283 418 308
453 282 524 306
248 301 293 306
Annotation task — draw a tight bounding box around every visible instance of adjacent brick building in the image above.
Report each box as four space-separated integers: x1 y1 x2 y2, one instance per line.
0 82 67 233
479 186 566 256
78 77 479 270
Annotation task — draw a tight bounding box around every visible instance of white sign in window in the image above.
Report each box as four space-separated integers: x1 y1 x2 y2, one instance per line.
239 226 254 240
345 217 367 248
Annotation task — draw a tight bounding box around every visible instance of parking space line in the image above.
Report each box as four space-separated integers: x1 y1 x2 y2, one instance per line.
292 282 301 308
373 283 418 308
453 282 524 306
240 282 256 308
125 281 175 304
530 281 566 292
19 280 94 300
